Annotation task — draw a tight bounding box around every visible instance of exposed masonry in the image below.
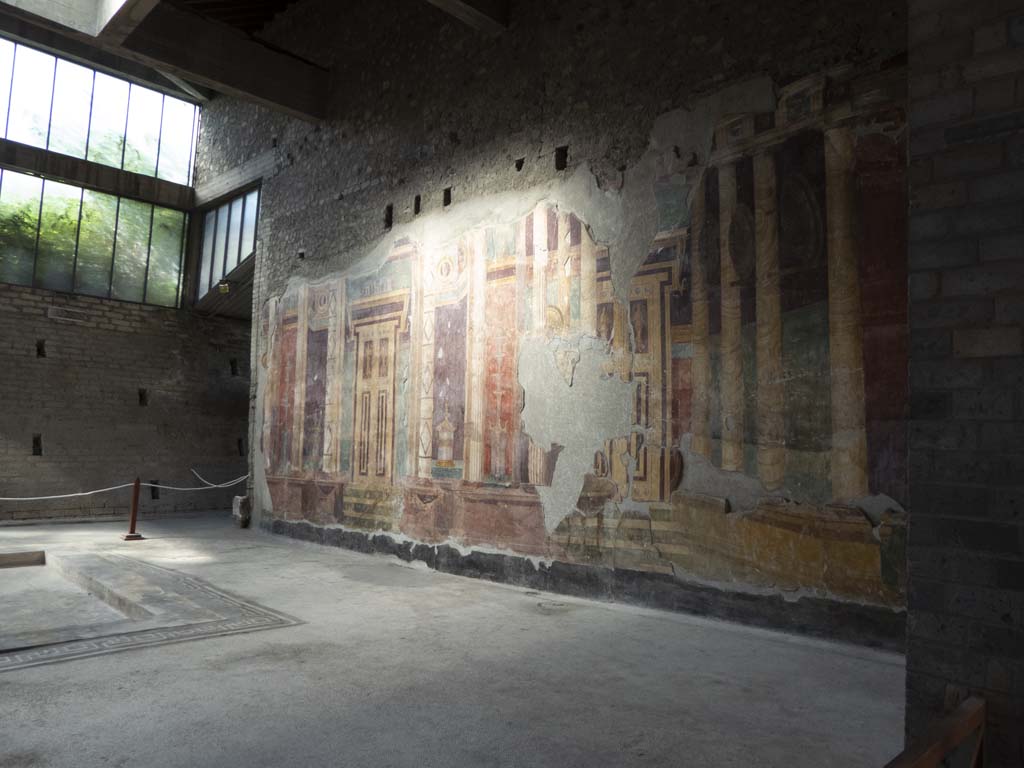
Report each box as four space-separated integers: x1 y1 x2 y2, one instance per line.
0 283 251 521
906 0 1024 762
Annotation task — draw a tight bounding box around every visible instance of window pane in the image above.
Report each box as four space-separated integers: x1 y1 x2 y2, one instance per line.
225 196 243 272
0 169 41 286
213 203 228 281
48 60 92 158
87 73 128 167
157 97 195 185
75 190 117 297
199 210 215 299
122 85 162 175
145 207 184 307
111 198 151 302
7 45 55 148
0 40 15 140
35 180 81 292
241 190 259 260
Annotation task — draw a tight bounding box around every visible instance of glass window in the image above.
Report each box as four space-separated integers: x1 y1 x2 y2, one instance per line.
123 84 162 176
111 198 152 302
48 61 93 158
197 188 259 301
225 195 243 272
213 204 228 277
240 189 258 259
199 210 215 298
157 96 196 185
0 169 42 286
87 72 129 167
75 190 118 297
145 206 184 307
6 45 55 148
34 179 81 292
0 39 14 139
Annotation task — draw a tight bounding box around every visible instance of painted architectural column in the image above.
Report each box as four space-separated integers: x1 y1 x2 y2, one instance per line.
322 278 346 474
825 126 869 500
532 204 548 332
290 283 309 472
580 222 597 334
417 250 437 478
464 229 487 482
261 296 280 471
690 178 712 459
754 153 785 490
407 263 422 479
557 212 571 331
718 163 744 472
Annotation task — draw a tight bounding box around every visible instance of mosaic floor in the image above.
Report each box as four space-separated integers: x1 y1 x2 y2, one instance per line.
0 553 301 672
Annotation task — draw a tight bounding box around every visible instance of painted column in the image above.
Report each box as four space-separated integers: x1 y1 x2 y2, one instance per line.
291 283 309 472
557 212 571 330
418 250 437 478
580 222 597 334
464 229 487 482
407 262 422 479
754 153 786 490
532 204 548 332
690 178 712 459
261 297 279 471
718 163 744 472
825 127 869 500
322 279 346 474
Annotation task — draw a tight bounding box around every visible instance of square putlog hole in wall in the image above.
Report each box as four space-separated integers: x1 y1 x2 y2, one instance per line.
150 482 160 500
32 434 42 456
138 388 149 407
384 203 394 231
414 194 421 215
555 145 569 171
230 358 239 377
443 187 452 207
36 339 46 358
515 157 525 172
238 438 246 457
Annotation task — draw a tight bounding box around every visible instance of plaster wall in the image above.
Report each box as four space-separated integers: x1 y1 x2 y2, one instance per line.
196 0 909 641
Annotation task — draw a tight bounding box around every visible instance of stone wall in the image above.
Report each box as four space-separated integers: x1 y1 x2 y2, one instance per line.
0 283 250 521
907 0 1024 762
196 0 910 647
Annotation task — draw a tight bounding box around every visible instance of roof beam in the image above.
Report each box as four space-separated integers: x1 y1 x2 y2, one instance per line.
118 2 327 120
96 0 159 46
0 8 209 102
424 0 507 35
0 137 194 209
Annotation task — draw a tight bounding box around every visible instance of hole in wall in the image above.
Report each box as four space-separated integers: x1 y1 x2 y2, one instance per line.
515 157 525 172
35 339 45 358
138 388 148 407
150 482 160 501
297 249 306 260
384 203 394 231
555 145 569 171
414 194 421 215
238 438 246 457
32 434 42 456
230 358 239 377
443 187 452 207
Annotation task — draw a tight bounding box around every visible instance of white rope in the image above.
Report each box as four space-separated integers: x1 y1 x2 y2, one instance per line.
0 472 249 502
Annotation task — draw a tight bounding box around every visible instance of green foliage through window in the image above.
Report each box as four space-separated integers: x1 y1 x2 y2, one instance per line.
0 168 186 307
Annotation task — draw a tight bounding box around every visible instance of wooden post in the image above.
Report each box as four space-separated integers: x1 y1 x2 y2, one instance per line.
122 477 144 541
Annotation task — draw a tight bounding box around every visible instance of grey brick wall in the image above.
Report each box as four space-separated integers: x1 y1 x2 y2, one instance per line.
0 284 251 522
909 0 1024 762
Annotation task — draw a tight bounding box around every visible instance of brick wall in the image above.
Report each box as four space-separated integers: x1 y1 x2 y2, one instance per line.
0 283 250 521
908 0 1024 762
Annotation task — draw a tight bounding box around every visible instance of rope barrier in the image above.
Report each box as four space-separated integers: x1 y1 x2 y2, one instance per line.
0 472 249 502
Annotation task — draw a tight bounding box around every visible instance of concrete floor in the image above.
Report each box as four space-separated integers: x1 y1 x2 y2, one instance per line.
0 514 906 767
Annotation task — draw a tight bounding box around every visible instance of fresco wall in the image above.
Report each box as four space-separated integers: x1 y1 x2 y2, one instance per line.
257 71 908 609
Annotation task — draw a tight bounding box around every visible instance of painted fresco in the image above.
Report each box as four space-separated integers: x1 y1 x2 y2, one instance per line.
259 71 908 608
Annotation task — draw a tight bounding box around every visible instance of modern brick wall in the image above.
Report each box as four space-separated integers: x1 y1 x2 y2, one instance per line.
0 283 251 521
908 0 1024 762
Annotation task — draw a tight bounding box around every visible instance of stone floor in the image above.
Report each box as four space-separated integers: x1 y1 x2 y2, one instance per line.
0 514 906 767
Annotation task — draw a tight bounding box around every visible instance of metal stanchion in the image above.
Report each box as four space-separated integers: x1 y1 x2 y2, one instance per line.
121 477 144 541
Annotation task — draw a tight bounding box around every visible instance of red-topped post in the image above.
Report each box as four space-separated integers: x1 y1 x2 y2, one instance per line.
122 477 144 541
